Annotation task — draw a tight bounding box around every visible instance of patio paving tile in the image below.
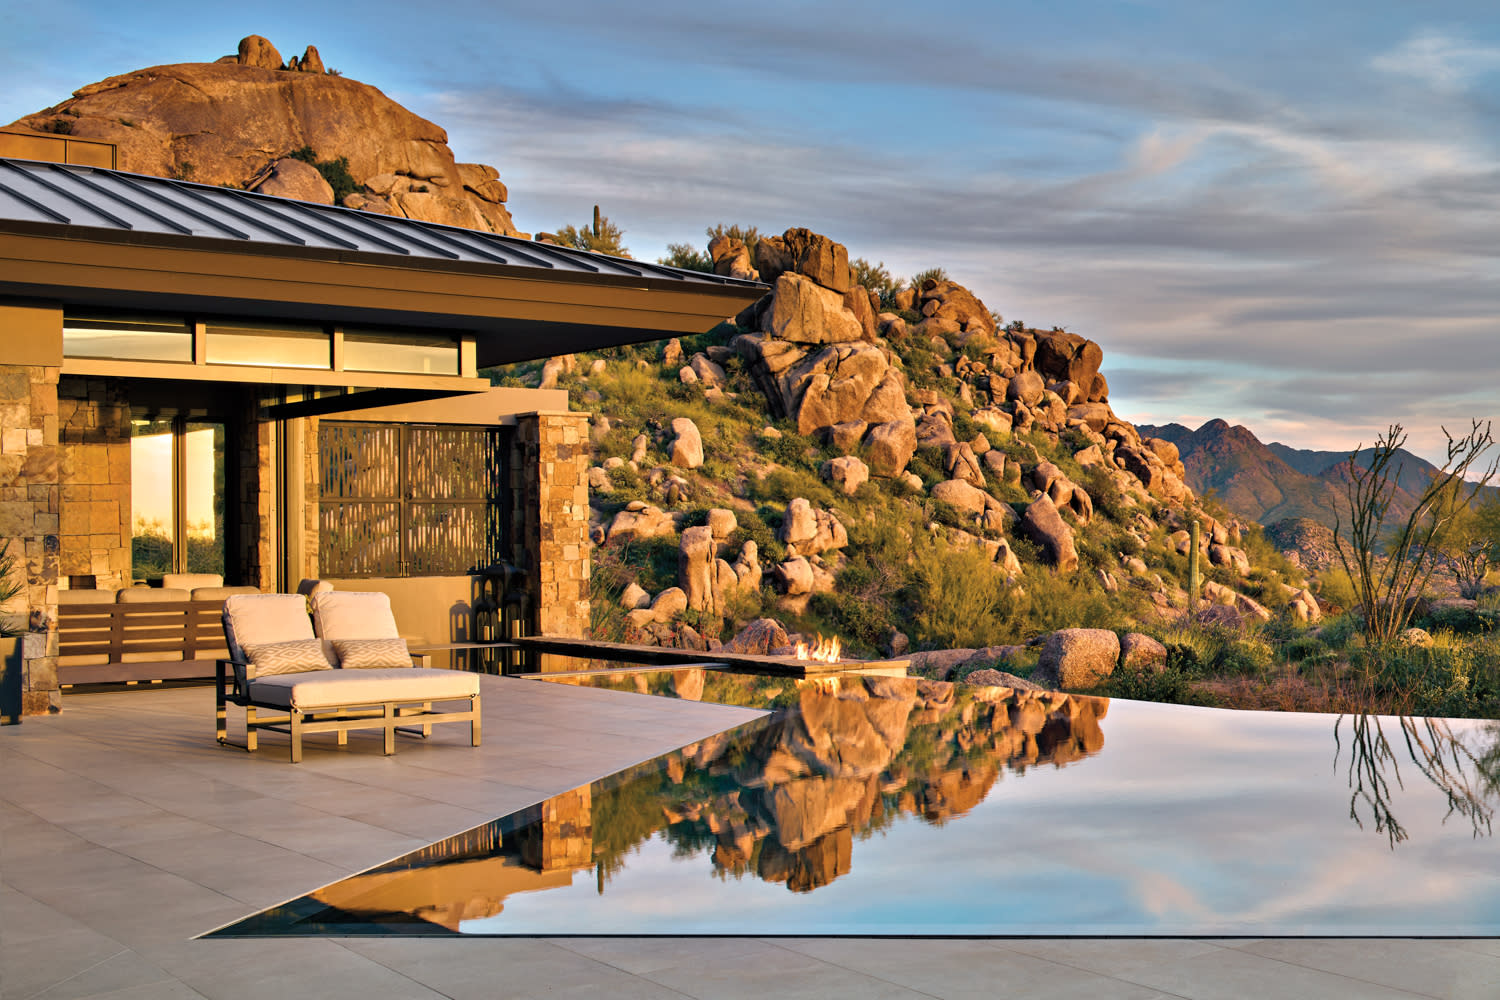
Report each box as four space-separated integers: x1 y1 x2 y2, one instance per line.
13 948 175 1000
635 941 936 999
776 937 1171 999
1233 938 1500 999
338 937 696 999
1102 943 1435 999
1000 937 1230 979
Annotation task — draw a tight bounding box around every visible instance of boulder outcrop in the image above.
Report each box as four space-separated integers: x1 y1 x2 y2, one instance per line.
13 37 524 236
1034 629 1120 689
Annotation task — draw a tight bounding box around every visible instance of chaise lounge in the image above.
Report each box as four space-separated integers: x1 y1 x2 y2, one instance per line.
215 592 481 762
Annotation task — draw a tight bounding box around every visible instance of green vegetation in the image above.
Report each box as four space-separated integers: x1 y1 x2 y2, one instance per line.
850 258 901 308
552 206 631 257
658 243 712 272
287 146 359 202
0 541 25 639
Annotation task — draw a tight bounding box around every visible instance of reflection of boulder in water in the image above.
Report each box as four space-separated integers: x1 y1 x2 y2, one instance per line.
598 677 1112 896
673 668 706 702
765 774 879 850
758 826 853 892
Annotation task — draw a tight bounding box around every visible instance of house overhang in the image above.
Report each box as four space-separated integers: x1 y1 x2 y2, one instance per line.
0 224 766 368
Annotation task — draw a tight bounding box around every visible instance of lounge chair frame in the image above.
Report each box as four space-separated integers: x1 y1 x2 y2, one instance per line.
215 657 481 763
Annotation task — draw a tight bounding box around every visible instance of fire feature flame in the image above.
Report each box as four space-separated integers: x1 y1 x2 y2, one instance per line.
794 634 842 663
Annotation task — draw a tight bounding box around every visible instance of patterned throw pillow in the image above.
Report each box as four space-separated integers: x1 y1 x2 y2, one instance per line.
244 638 333 676
332 637 412 669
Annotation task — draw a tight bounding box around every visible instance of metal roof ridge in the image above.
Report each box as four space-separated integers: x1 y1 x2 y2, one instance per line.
0 157 770 291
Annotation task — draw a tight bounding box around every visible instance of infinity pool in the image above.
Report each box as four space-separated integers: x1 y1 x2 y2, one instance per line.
211 672 1500 937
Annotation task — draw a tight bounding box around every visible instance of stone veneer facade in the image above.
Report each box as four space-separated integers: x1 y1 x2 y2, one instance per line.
513 411 591 638
57 378 132 590
0 364 62 716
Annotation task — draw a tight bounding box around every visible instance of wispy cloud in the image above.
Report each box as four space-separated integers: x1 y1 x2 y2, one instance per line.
1373 30 1500 93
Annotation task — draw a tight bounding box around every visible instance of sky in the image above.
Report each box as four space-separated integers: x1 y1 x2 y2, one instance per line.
3 1 1498 465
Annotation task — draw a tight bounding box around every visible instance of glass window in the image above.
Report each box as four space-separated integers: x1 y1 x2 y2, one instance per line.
205 321 330 369
130 418 227 583
343 330 459 375
130 419 176 581
64 314 192 362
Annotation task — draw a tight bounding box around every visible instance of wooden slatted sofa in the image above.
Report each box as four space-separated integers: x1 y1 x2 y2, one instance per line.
215 592 481 763
56 575 260 686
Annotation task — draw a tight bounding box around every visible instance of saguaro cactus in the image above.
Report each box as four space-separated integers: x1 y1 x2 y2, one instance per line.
1188 518 1201 611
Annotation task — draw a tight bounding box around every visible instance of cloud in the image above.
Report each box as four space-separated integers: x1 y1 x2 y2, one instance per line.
1373 30 1500 93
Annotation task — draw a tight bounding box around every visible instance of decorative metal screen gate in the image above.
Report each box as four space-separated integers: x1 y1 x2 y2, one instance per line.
318 422 507 577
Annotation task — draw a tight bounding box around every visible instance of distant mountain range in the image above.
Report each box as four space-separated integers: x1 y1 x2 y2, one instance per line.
1136 419 1498 529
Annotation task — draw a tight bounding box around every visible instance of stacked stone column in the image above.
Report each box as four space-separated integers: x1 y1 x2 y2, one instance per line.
512 411 591 638
0 364 62 716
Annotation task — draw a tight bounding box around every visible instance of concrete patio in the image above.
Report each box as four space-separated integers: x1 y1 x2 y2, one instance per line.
3 676 1498 999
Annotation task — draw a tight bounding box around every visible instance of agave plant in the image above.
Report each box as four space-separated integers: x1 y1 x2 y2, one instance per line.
0 540 25 639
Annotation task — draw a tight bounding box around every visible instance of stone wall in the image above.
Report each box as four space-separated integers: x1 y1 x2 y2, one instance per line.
57 377 132 590
0 364 61 716
236 394 275 591
513 411 591 637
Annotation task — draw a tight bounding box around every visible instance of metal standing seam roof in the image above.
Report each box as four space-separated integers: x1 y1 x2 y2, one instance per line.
0 157 767 290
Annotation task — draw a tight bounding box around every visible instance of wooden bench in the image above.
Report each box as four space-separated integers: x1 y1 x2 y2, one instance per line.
56 587 255 686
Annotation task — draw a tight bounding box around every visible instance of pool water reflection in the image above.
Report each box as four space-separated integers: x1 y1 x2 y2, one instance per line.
211 673 1500 937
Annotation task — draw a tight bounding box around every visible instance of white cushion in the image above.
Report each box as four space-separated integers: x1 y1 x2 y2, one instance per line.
163 573 224 590
191 585 260 601
311 591 400 640
118 587 191 603
223 594 314 663
58 590 117 606
247 667 479 710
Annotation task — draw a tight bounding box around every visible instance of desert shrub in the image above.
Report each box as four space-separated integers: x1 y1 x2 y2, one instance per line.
909 266 950 288
589 559 633 642
1154 621 1273 677
1105 665 1206 705
1420 603 1495 636
727 507 780 561
760 429 819 469
659 242 712 272
850 258 901 307
950 411 979 443
617 536 679 594
1318 614 1361 650
1284 634 1329 663
908 543 1022 649
810 590 889 655
1076 465 1127 522
552 211 631 257
1018 565 1120 636
287 146 358 201
748 467 837 509
720 584 765 629
907 446 946 488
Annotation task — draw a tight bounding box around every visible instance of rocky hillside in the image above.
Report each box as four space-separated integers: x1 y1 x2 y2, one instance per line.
506 227 1320 670
9 35 522 235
